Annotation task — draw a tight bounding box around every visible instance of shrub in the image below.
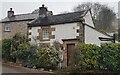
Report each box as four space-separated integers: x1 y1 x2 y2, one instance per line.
98 43 120 71
10 33 29 63
69 44 100 72
36 47 60 70
2 39 14 61
25 45 38 68
66 43 120 73
2 33 60 70
11 43 31 64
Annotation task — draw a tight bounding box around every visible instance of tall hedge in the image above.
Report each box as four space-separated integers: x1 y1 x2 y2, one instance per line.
98 43 120 71
68 43 120 72
2 39 13 61
69 44 100 72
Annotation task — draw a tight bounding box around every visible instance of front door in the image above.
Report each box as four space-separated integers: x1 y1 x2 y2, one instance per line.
67 44 75 66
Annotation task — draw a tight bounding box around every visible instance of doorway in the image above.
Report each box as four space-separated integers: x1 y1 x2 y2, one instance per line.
67 43 75 66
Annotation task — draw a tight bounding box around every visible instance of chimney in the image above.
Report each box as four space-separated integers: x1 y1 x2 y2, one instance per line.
8 8 14 18
39 4 48 17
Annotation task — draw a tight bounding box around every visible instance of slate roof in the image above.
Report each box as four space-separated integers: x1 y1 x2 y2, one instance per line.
28 10 88 27
0 13 39 23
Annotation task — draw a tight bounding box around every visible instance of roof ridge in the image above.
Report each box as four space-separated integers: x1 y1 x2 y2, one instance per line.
14 13 38 16
52 10 87 17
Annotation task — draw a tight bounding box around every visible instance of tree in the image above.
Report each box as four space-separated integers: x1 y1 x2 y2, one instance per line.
96 6 116 32
73 2 116 32
73 2 92 12
73 2 103 19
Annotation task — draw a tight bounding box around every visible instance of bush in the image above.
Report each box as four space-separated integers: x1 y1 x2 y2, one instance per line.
25 45 38 68
36 47 60 70
2 34 61 70
10 33 29 63
2 39 14 61
11 43 31 64
68 44 100 72
67 43 120 73
98 43 120 71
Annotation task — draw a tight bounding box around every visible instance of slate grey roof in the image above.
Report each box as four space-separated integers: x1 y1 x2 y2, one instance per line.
28 10 88 27
0 13 39 23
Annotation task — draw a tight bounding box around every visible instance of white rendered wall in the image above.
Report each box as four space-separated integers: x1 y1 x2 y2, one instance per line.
29 22 79 45
50 23 79 45
84 11 95 28
29 27 40 45
85 25 112 46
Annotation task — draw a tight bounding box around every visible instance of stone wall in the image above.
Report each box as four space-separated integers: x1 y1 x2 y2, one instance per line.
2 21 30 39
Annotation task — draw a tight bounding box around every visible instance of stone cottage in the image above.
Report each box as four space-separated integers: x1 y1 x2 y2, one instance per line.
27 5 113 66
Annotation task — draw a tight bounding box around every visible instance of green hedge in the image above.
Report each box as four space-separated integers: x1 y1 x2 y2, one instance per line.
2 39 14 61
68 44 100 72
98 43 120 71
68 43 120 72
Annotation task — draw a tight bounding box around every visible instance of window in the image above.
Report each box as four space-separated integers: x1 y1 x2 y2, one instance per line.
42 29 49 39
4 24 11 32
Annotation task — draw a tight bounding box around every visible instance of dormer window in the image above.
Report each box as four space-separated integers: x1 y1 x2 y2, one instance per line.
4 23 11 32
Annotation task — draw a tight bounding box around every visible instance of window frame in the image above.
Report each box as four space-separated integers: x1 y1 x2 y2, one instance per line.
4 23 11 32
42 29 49 40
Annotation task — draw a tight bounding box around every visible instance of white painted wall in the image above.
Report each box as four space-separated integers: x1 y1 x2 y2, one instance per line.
84 11 95 28
50 22 79 45
28 27 40 45
85 25 112 46
29 22 80 45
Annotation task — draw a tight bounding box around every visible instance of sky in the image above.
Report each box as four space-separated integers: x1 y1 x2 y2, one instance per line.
0 0 119 20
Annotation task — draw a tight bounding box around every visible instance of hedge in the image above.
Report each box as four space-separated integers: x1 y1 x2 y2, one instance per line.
67 43 120 73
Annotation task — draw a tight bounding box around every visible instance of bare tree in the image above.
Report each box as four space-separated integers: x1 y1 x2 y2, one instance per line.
73 2 92 12
73 2 116 32
96 6 116 32
73 2 103 18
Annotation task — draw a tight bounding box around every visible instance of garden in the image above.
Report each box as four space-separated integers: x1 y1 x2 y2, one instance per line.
2 33 120 75
2 33 60 70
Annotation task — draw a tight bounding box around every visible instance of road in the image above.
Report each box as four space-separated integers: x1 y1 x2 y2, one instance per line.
1 62 53 75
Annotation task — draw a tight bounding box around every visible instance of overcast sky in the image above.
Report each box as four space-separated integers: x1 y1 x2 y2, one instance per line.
0 0 119 20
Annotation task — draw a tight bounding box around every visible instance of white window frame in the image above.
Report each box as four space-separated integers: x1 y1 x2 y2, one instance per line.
4 24 11 32
42 29 49 40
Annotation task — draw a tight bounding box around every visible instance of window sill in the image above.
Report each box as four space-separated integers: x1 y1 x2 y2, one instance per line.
42 38 50 41
4 31 11 32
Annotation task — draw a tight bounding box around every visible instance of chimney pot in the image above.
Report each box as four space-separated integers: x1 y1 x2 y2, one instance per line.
7 8 14 18
10 8 12 11
39 4 48 17
42 4 45 7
